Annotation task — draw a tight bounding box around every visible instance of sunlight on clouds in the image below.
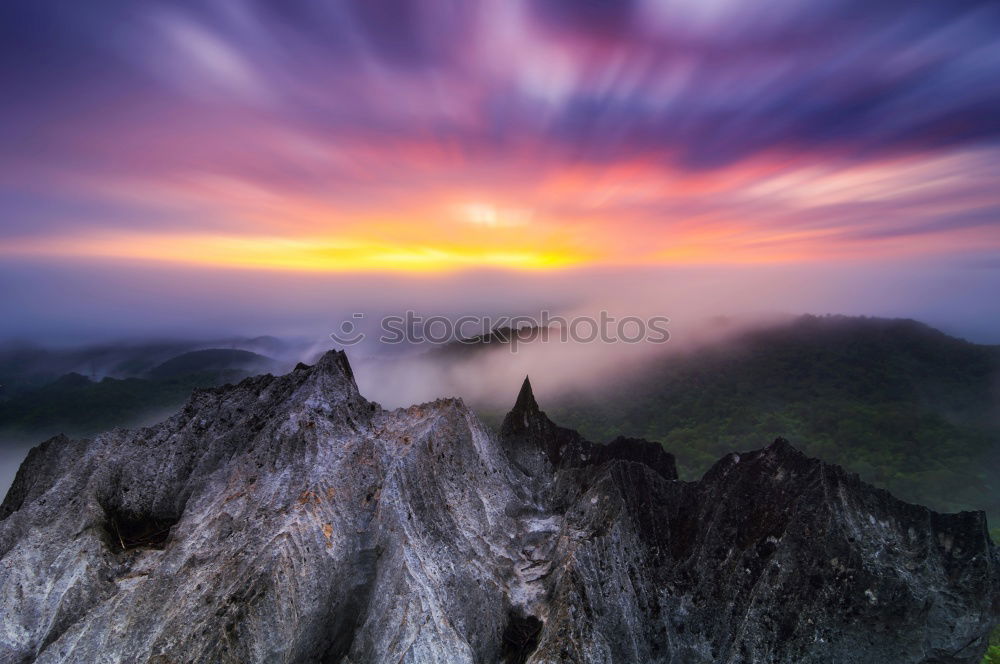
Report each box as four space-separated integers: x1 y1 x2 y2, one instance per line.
742 150 994 209
150 11 272 104
7 144 999 273
456 203 533 228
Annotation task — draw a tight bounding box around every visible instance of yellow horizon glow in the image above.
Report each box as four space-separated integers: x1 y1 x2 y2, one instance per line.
1 232 588 272
6 149 998 273
5 226 972 272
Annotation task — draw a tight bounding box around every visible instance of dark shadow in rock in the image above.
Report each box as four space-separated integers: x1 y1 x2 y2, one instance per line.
501 610 543 664
102 506 177 552
316 547 378 663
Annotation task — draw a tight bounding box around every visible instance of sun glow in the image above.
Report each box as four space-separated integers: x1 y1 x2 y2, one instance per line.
1 232 584 272
456 203 534 228
4 148 998 273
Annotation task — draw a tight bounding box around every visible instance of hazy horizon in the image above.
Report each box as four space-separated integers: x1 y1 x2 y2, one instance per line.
3 259 999 348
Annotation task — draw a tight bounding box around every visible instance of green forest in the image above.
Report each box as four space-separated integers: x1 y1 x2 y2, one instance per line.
544 316 1000 520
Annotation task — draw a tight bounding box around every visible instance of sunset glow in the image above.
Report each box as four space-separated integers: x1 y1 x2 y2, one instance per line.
3 146 997 272
2 0 999 276
1 0 999 343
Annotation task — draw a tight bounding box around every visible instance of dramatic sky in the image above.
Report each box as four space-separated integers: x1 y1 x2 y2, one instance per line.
2 0 1000 342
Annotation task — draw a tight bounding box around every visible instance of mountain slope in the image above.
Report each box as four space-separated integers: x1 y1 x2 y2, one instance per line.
546 315 1000 517
0 352 995 663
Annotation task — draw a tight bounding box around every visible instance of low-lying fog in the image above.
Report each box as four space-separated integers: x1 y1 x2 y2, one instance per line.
2 258 999 500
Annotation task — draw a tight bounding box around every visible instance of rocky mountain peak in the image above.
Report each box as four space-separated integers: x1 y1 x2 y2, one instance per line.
501 375 542 432
513 375 538 412
295 349 362 400
0 353 996 663
312 348 356 381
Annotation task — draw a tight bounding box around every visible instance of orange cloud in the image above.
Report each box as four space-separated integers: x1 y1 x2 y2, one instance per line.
5 146 998 272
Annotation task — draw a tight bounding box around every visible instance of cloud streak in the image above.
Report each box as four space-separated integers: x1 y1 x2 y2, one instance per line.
0 0 998 273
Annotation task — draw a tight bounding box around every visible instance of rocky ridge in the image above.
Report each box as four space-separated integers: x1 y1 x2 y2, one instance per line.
0 351 996 663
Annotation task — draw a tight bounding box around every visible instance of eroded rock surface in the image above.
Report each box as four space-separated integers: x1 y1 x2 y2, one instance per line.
0 353 996 663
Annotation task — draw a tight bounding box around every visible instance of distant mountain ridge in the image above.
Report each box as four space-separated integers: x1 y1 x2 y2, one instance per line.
0 347 283 440
0 336 294 395
147 349 277 379
544 315 1000 518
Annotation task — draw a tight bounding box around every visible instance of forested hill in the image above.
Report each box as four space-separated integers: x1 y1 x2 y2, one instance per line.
546 315 1000 519
0 349 278 439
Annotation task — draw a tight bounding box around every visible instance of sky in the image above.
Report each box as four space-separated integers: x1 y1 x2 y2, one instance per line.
1 0 1000 343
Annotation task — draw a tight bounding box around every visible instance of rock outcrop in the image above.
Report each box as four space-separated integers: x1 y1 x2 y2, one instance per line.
0 352 996 663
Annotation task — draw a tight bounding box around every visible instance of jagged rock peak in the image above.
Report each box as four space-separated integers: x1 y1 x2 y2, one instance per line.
500 376 553 447
514 375 538 412
314 348 356 380
289 349 358 388
286 349 363 404
290 348 355 375
0 353 996 664
502 375 543 434
498 378 678 484
499 375 584 471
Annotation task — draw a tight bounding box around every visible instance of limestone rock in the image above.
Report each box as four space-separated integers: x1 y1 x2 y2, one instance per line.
0 352 995 663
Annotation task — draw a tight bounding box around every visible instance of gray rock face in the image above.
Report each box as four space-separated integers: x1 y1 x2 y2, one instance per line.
0 352 996 663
